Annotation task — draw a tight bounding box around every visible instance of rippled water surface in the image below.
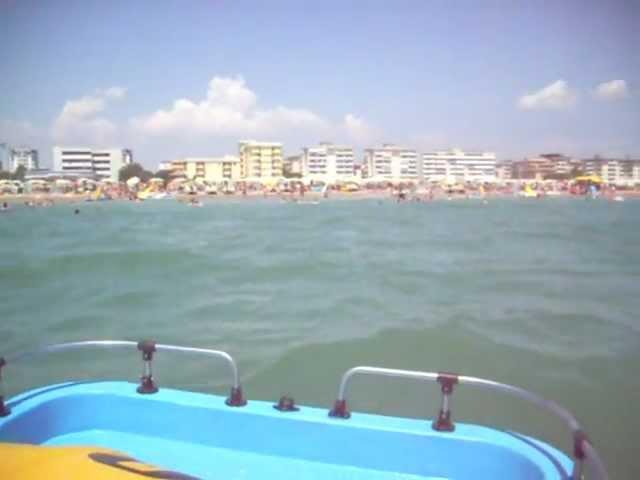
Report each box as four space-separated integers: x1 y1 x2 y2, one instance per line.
1 197 639 478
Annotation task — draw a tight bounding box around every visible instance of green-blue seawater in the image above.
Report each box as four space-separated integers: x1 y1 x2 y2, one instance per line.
1 197 638 478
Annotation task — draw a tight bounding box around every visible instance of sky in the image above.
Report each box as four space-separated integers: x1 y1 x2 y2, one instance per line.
1 0 639 169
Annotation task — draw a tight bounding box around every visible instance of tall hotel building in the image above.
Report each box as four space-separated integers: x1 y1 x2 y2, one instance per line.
238 141 283 179
364 144 418 180
421 149 496 183
302 143 354 182
10 147 39 172
53 147 133 181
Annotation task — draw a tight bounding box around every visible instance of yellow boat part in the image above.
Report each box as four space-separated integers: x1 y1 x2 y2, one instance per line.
0 443 198 479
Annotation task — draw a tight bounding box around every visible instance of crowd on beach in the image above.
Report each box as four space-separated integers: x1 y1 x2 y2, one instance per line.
1 176 637 212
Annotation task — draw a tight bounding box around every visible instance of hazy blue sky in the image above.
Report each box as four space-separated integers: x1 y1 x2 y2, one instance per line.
1 0 638 169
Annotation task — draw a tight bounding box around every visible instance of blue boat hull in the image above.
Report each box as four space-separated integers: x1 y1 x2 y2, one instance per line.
0 381 573 479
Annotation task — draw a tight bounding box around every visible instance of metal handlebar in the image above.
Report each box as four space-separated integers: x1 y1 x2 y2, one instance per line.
328 366 608 480
0 339 246 409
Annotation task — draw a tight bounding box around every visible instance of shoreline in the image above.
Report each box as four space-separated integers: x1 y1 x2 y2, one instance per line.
2 189 639 205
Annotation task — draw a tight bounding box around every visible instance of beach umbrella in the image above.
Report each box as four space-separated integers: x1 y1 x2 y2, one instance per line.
365 175 391 183
343 176 363 184
167 178 186 190
573 175 603 184
243 176 265 184
126 176 140 187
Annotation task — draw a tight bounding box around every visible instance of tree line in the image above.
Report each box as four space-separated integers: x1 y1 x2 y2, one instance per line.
0 165 26 181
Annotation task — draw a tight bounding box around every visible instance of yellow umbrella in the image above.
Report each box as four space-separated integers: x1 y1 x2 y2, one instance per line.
573 175 603 183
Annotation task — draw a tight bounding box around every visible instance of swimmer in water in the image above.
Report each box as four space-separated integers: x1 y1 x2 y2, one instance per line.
1 202 8 210
74 208 80 214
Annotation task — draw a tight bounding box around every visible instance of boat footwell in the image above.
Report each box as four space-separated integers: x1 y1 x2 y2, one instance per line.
0 381 573 480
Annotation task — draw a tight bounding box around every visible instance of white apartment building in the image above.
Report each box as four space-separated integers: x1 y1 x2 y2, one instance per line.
421 149 496 183
496 161 513 180
364 144 418 180
53 147 132 181
168 156 242 182
10 147 39 172
302 143 354 182
238 141 283 179
582 157 640 186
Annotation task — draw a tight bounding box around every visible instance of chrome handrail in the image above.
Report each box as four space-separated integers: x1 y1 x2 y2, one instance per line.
0 340 246 409
155 344 240 389
329 366 608 480
336 366 439 401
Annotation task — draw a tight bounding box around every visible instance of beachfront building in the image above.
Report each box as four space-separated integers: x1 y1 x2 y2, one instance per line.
302 142 355 182
582 157 640 186
156 161 172 172
496 160 513 181
238 141 283 180
421 149 496 183
364 144 418 180
53 147 132 181
0 143 8 171
512 154 578 180
168 156 241 182
10 147 39 172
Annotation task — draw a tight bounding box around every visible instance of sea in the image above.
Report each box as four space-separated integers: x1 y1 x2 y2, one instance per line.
1 197 639 478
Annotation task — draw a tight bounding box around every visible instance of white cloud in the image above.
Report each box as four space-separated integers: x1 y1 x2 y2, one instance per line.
101 86 127 99
52 87 126 146
58 95 106 119
518 80 577 110
343 113 375 144
594 80 629 101
131 76 333 138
